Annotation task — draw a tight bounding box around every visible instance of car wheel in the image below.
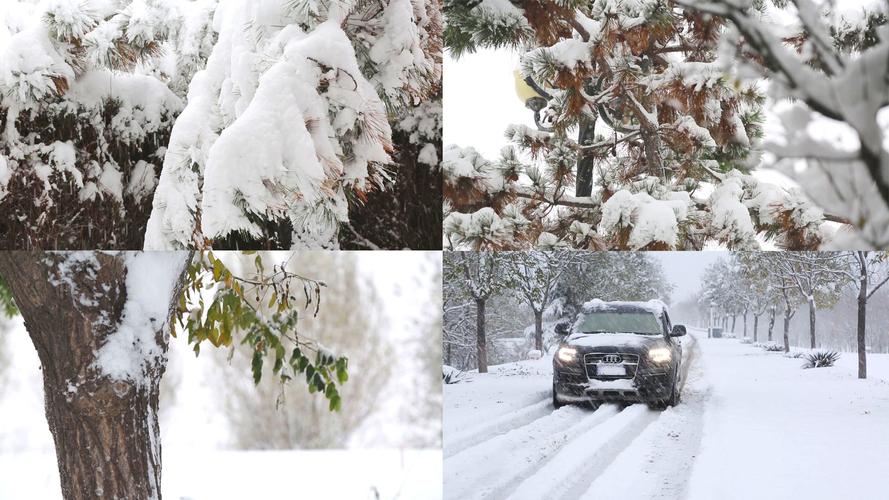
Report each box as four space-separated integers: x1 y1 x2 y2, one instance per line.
552 382 565 409
666 377 680 407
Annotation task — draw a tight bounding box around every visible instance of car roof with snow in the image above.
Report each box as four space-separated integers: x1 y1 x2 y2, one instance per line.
579 299 668 316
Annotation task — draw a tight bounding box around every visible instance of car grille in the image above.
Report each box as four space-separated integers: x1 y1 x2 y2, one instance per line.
583 352 639 380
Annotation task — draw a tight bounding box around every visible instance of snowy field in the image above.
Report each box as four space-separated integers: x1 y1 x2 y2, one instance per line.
0 449 441 500
444 328 889 500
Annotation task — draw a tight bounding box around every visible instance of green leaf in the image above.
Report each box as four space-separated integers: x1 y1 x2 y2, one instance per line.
329 394 342 412
251 350 263 385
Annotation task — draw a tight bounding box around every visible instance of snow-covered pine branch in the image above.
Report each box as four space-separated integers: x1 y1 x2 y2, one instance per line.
145 0 442 250
677 0 889 247
0 0 213 248
442 0 850 250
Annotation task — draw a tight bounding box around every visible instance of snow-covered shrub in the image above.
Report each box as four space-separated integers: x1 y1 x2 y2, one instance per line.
762 343 784 352
739 337 753 344
527 349 542 360
784 350 805 359
802 350 840 369
443 365 467 384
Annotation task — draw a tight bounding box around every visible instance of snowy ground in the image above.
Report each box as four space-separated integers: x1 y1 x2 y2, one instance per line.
444 328 889 500
0 449 439 500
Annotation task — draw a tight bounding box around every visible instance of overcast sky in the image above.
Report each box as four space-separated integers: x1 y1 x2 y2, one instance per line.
651 252 727 304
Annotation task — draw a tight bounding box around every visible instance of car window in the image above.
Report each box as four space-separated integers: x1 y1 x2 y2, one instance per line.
573 311 663 335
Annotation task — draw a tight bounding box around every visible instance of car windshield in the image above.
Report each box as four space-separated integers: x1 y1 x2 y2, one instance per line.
574 311 663 335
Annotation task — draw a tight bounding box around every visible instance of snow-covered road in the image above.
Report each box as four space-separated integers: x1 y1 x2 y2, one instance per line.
444 328 889 500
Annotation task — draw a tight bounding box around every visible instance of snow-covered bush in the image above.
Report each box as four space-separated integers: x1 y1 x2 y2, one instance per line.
784 350 805 359
762 343 784 352
526 349 542 360
739 337 753 344
802 350 840 369
443 365 467 384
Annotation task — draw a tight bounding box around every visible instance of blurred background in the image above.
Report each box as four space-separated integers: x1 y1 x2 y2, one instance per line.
0 251 442 499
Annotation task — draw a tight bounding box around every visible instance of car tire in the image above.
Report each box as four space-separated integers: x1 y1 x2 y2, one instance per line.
552 382 565 409
667 378 680 407
648 377 679 410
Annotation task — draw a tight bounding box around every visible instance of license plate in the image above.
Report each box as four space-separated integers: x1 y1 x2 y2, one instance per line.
596 364 626 376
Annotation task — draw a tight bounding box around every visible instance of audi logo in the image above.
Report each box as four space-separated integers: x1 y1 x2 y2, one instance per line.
602 354 622 364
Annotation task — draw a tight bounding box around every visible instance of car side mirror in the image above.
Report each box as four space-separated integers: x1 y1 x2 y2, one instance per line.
671 324 687 337
554 321 570 336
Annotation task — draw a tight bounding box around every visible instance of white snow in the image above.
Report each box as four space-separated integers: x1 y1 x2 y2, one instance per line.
93 252 189 387
444 328 889 499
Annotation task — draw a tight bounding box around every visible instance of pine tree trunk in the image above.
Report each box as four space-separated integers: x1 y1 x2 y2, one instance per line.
730 314 736 334
858 263 868 379
808 297 817 349
0 252 188 500
742 312 747 338
534 309 543 352
753 314 759 342
476 298 488 373
767 307 776 342
783 308 792 353
575 117 596 197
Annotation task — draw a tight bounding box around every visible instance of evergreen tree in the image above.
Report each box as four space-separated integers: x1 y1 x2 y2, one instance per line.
443 0 831 250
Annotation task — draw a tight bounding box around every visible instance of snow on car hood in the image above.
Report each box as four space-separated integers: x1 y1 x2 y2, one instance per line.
564 332 664 350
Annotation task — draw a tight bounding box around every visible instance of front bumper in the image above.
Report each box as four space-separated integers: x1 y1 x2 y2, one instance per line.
554 367 673 404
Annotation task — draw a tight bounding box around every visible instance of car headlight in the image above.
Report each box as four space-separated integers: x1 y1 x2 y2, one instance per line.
648 347 672 363
557 346 578 362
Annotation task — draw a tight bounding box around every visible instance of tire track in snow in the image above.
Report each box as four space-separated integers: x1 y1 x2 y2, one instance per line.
578 333 709 500
507 335 703 500
444 398 552 458
444 404 620 500
505 404 660 500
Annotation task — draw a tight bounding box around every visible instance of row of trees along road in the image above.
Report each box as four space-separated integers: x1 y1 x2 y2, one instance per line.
699 252 889 379
0 252 349 500
443 251 672 373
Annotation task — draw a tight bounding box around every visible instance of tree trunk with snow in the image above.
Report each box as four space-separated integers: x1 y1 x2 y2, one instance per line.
730 314 736 334
767 307 776 342
808 297 817 349
476 298 488 373
533 309 543 352
857 261 868 379
742 312 747 338
0 252 188 500
783 307 792 353
753 314 759 342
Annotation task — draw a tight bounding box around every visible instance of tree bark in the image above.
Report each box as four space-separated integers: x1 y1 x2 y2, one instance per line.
533 309 543 352
742 312 747 338
858 263 868 379
767 307 776 342
0 252 188 500
730 314 736 334
783 308 792 353
753 314 759 343
476 298 488 373
808 297 817 349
